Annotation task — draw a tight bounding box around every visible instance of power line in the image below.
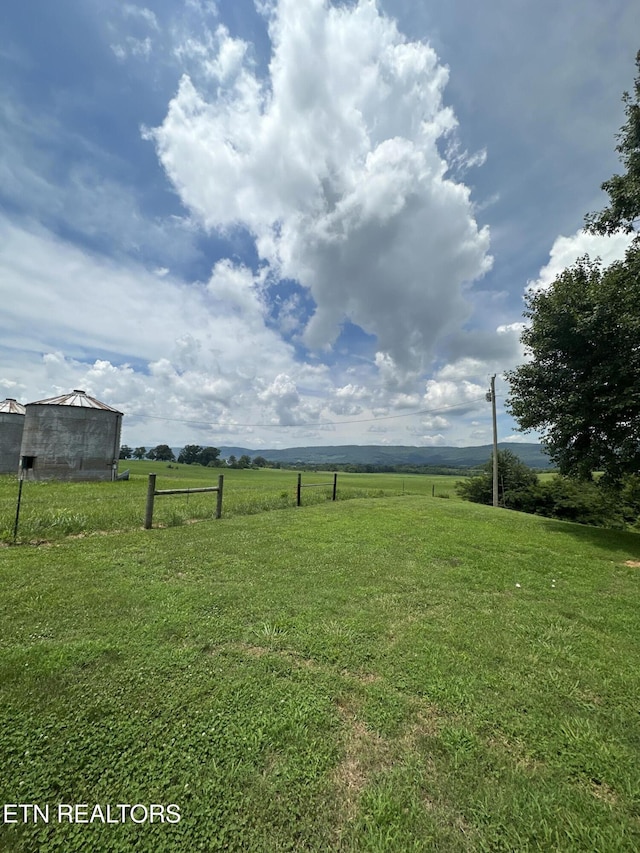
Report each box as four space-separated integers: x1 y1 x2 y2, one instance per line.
120 395 494 430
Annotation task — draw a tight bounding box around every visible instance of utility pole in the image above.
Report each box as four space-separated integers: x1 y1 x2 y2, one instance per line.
486 374 499 507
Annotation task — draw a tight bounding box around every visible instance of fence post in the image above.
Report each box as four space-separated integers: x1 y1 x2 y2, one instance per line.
332 472 337 501
144 473 157 529
12 478 24 544
297 472 302 507
216 474 224 519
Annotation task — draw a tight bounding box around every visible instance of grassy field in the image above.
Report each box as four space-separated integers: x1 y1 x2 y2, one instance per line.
0 463 459 544
1 474 640 851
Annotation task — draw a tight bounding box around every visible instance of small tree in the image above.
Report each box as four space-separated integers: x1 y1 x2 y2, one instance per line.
252 456 268 468
456 450 538 507
238 454 252 469
133 446 146 460
119 445 133 460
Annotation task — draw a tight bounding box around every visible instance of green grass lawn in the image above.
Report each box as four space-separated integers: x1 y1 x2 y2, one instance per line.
1 493 640 851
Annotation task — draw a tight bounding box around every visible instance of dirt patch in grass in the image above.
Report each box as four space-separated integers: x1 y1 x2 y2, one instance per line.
486 732 543 773
223 643 383 687
589 777 618 805
229 642 272 658
402 703 444 742
333 701 391 802
344 670 381 685
623 560 640 567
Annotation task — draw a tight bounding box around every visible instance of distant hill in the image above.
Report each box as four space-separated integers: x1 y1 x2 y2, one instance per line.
213 443 552 470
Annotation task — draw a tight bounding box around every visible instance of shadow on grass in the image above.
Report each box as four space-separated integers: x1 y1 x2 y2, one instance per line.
543 518 640 558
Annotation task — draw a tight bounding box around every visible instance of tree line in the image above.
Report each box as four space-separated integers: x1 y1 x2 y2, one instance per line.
457 449 640 529
119 444 275 469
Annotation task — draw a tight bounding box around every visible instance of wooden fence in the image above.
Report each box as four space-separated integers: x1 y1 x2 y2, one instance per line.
144 473 224 529
296 472 338 507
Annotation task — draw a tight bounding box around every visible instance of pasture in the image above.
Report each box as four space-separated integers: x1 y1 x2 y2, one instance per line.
0 463 458 544
1 467 640 851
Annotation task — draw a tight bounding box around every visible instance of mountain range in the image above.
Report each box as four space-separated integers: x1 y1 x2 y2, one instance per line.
207 443 552 470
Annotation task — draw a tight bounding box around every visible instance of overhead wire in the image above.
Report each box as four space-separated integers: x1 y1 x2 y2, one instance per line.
120 394 496 430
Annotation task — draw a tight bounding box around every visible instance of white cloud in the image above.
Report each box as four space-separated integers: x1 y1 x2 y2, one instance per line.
496 322 526 336
0 213 515 448
174 24 249 83
0 218 320 439
414 433 446 446
258 373 316 426
15 0 622 450
527 229 634 293
111 5 160 61
148 0 492 372
122 5 160 30
422 379 486 414
114 36 153 60
419 415 449 430
436 357 487 382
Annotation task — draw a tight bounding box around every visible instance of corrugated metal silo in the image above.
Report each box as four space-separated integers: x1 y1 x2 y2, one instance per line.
0 398 26 474
20 390 123 481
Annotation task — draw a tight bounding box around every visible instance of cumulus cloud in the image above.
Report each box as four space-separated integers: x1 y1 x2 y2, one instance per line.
405 431 447 446
148 0 492 372
258 374 300 425
527 229 634 293
328 383 370 416
0 217 326 438
422 378 486 414
436 357 487 382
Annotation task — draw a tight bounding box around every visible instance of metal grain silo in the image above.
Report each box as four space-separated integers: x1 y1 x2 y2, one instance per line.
20 390 123 481
0 398 26 474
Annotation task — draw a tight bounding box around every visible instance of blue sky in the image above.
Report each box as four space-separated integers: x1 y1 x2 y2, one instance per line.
1 0 637 449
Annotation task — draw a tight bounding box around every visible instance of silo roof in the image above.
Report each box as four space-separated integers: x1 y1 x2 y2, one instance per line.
0 398 26 414
29 390 123 414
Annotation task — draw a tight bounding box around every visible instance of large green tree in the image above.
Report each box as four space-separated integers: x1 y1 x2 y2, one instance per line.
507 53 640 484
146 444 176 462
178 444 203 465
505 248 640 482
199 446 221 467
585 49 640 236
